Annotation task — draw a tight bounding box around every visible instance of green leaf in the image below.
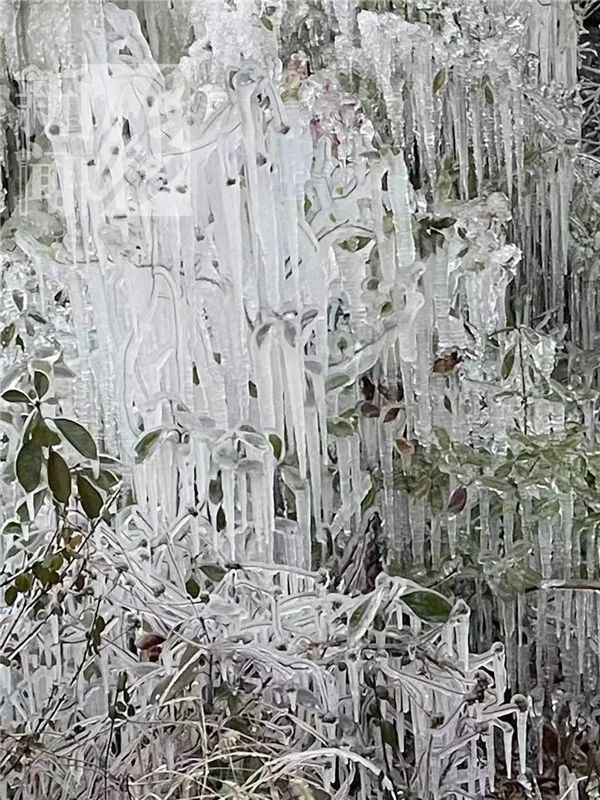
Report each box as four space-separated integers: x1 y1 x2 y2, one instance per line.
434 427 451 451
1 324 15 348
43 552 64 571
77 474 103 518
32 563 51 585
185 577 200 599
79 467 119 491
429 216 456 230
12 290 24 312
2 389 32 404
248 380 258 398
325 372 352 391
484 83 494 105
2 520 22 536
403 591 452 622
505 565 542 594
199 564 227 583
327 418 355 437
209 478 223 505
361 483 378 514
501 349 515 380
260 14 273 30
268 433 283 461
348 601 368 633
48 449 71 504
339 235 373 252
33 371 49 399
381 720 398 748
134 428 165 462
494 462 513 479
16 441 42 492
255 323 272 348
14 573 33 593
47 569 60 585
16 489 46 522
5 586 17 606
432 68 447 94
54 418 97 461
26 412 61 447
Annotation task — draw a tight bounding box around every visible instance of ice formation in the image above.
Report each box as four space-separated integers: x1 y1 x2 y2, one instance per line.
0 0 597 798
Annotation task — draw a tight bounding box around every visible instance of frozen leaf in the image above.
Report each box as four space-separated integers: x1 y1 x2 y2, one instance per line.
185 577 200 599
54 418 97 461
269 433 284 461
136 633 166 651
16 442 42 492
2 389 32 404
296 688 321 709
326 372 352 391
12 290 24 312
1 324 15 347
395 438 415 455
2 520 22 535
435 427 451 451
361 402 380 418
432 68 447 94
33 371 49 399
199 564 227 583
433 352 462 373
5 586 17 606
209 478 223 504
383 406 400 423
403 591 452 622
14 573 33 593
447 486 468 514
77 474 103 519
48 449 71 504
135 429 165 462
339 235 373 252
327 418 355 436
381 720 398 748
27 413 61 447
501 349 515 380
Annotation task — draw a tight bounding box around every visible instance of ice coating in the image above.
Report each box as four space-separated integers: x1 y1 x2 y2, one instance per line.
0 0 595 797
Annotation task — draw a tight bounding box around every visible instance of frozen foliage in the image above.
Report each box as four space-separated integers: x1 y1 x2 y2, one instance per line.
0 0 598 798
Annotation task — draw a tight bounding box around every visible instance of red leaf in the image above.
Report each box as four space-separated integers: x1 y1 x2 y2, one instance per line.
383 407 400 423
136 633 166 650
447 486 467 514
395 438 415 455
361 402 380 418
433 351 463 374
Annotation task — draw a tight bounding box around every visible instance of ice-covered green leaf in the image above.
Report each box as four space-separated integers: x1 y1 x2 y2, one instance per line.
16 441 42 492
403 591 452 622
77 474 103 518
48 449 71 504
54 418 97 461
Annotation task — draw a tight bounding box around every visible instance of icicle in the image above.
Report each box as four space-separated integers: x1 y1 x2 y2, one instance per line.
512 694 529 776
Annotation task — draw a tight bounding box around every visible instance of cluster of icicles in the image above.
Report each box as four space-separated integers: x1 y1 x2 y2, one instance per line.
0 0 593 797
